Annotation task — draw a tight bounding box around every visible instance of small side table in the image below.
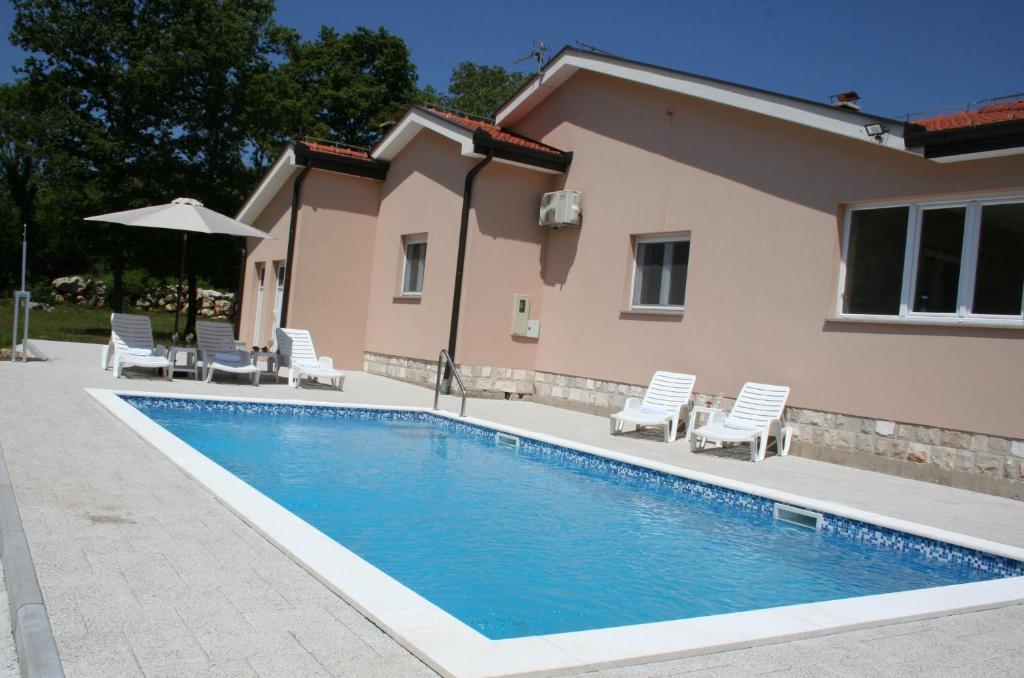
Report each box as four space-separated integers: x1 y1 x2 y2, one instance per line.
168 346 199 380
686 405 725 441
250 351 279 383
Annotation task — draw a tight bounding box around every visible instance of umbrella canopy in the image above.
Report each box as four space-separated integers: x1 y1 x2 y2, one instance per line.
84 197 271 239
84 197 272 342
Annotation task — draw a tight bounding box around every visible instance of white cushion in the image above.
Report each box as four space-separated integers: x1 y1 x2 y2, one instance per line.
724 416 757 431
125 347 155 357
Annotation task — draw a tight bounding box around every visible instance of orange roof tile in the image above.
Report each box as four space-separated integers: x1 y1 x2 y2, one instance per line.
912 99 1024 132
423 107 567 156
302 140 371 160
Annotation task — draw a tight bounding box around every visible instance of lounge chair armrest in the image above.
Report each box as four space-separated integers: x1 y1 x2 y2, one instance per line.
707 409 727 425
623 397 641 410
318 356 334 369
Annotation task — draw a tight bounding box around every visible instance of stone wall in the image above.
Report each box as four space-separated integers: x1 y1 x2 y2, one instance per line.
363 351 1024 498
49 276 235 319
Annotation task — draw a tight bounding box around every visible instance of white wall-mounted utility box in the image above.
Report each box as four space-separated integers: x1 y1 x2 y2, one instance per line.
539 190 582 229
526 319 540 339
512 294 530 336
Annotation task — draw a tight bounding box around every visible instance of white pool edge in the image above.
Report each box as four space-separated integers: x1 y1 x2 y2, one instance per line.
86 388 1024 678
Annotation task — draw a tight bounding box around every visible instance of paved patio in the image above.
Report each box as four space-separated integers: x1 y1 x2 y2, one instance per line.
0 340 1021 677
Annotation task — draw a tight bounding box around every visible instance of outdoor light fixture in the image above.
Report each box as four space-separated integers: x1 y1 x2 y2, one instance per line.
864 122 889 141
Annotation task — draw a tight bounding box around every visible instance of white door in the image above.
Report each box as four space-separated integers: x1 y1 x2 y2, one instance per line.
272 263 286 332
252 264 265 346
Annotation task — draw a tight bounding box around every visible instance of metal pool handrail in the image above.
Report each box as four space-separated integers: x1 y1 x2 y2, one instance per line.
434 349 467 417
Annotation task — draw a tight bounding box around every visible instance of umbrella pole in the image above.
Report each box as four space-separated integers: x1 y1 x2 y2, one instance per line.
173 232 188 343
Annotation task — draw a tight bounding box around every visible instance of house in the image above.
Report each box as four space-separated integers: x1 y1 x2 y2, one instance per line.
235 47 1024 496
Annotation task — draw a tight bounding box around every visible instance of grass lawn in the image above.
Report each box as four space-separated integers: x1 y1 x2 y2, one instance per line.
0 299 177 347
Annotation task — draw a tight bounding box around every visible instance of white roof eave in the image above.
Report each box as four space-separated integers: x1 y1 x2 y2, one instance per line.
235 146 301 225
496 52 914 154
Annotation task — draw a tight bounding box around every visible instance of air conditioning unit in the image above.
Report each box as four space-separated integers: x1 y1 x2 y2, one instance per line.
539 190 582 229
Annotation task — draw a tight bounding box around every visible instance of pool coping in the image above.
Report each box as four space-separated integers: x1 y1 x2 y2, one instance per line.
86 388 1024 678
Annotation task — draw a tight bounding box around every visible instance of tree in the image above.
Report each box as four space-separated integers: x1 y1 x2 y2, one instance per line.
438 62 531 118
7 0 293 322
275 26 419 149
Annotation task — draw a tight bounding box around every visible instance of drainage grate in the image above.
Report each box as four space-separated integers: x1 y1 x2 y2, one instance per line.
773 503 823 531
495 432 521 448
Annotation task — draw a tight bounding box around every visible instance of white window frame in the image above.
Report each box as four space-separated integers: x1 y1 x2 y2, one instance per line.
400 235 427 297
629 233 691 313
252 263 266 345
272 262 285 330
837 193 1024 326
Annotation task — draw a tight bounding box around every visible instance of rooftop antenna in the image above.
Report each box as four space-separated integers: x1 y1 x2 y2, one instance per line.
574 40 621 58
513 40 549 72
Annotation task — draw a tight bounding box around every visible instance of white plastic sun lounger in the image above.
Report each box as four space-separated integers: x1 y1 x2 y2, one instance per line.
693 382 792 461
104 313 172 379
609 371 696 443
275 328 344 390
196 321 260 385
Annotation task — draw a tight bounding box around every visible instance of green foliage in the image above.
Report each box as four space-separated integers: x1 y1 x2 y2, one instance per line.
0 298 176 346
272 26 419 149
436 62 531 118
0 1 534 311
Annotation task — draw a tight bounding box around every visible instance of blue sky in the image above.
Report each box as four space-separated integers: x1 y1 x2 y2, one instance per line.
2 0 1021 119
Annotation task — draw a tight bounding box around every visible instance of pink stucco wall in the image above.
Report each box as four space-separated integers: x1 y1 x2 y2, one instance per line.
287 170 379 369
512 70 1024 438
456 161 556 368
363 132 474 361
239 168 380 369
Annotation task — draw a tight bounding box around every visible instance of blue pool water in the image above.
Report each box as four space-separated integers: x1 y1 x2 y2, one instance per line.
126 397 1020 640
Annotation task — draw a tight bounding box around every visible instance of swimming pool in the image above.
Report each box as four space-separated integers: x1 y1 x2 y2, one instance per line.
91 390 1024 676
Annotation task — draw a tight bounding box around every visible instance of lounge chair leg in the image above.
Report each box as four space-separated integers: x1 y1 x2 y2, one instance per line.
780 427 792 456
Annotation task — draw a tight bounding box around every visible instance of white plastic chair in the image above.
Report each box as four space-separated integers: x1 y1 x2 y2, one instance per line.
104 313 172 380
609 371 696 443
693 382 792 461
275 328 344 390
196 321 260 385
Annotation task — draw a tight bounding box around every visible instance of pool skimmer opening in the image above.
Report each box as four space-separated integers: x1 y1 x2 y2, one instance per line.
773 503 823 531
495 432 521 448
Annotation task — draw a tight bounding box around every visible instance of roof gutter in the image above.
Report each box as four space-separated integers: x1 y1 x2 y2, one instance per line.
443 149 494 390
471 129 572 172
293 142 389 180
280 163 311 328
904 118 1024 160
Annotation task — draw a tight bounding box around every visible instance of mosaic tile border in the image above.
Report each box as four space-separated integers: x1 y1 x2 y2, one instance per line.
121 395 1024 579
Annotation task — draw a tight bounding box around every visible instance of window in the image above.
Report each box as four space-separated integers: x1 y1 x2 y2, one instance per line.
840 197 1024 323
631 235 690 310
401 236 427 295
272 262 285 329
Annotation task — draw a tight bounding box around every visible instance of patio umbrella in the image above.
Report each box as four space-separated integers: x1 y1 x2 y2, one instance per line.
85 197 271 341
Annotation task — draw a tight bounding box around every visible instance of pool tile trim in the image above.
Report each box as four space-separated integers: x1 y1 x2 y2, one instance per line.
87 389 1024 678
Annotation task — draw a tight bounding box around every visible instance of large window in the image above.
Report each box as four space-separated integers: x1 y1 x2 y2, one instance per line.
401 235 427 296
841 198 1024 322
631 234 690 311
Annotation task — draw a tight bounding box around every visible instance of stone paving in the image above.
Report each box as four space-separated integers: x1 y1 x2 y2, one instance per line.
0 561 19 677
0 340 1022 677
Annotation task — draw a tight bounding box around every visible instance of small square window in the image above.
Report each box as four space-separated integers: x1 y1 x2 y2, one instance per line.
632 235 690 310
402 237 427 295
